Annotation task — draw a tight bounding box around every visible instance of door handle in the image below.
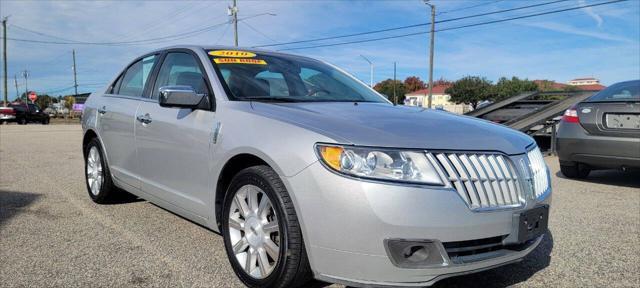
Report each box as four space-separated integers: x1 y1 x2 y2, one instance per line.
136 113 152 124
97 106 107 115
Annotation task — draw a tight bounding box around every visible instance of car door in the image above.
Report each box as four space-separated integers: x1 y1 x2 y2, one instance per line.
135 50 216 216
98 54 159 189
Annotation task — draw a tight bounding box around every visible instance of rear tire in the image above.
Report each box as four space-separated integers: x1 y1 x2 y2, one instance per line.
221 165 312 288
84 138 118 203
560 162 590 179
42 118 50 125
17 118 27 125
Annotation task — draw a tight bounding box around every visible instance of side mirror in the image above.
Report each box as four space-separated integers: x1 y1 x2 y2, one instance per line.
158 86 204 108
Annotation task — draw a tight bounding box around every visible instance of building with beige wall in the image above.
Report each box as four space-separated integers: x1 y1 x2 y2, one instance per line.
404 85 472 114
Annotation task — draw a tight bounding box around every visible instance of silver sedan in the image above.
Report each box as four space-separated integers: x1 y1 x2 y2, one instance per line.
81 46 551 287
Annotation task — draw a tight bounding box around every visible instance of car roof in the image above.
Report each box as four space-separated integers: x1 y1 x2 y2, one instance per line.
152 45 310 60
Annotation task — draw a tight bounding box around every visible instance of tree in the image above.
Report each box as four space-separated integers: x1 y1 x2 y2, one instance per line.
374 79 406 104
403 76 426 93
433 77 453 87
35 94 53 109
445 76 493 109
63 96 76 110
491 76 538 101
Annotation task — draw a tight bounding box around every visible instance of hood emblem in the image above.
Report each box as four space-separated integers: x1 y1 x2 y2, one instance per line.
581 108 592 114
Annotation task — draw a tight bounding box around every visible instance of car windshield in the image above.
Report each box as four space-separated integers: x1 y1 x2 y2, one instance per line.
208 50 388 103
585 80 640 102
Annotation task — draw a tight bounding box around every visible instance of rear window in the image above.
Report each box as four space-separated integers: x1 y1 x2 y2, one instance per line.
586 80 640 102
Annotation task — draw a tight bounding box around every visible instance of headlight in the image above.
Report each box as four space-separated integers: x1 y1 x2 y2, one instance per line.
526 146 549 198
316 144 444 185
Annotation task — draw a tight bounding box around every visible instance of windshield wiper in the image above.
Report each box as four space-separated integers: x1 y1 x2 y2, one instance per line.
241 96 302 102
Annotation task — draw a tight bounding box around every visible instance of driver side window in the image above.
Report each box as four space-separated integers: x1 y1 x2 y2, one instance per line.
152 52 209 100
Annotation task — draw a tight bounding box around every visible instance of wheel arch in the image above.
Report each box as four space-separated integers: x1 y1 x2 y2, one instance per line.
82 129 99 157
214 153 272 230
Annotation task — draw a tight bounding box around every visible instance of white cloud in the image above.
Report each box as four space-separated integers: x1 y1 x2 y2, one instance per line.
578 0 604 27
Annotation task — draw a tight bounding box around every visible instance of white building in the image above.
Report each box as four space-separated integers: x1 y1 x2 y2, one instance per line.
568 77 600 86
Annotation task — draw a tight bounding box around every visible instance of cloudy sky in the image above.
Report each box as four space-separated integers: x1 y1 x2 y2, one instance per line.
0 0 638 98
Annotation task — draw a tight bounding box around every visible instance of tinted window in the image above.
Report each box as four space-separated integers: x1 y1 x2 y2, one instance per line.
152 52 208 100
209 50 386 103
118 55 157 97
586 80 640 102
10 104 26 112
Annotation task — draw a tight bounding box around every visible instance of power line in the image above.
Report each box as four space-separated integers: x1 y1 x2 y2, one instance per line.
278 0 627 51
241 20 276 42
439 0 505 15
119 1 203 41
215 23 232 45
4 20 230 46
3 12 272 46
253 0 570 48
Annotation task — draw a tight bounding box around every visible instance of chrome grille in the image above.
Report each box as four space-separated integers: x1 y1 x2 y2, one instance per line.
430 152 524 211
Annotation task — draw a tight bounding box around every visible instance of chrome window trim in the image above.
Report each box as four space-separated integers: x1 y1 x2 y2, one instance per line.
103 93 157 103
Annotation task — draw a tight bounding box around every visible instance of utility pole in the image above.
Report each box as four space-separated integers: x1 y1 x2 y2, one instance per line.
14 74 18 99
393 62 397 105
21 70 29 103
229 0 239 47
2 16 8 106
359 55 374 87
72 49 78 97
424 1 435 109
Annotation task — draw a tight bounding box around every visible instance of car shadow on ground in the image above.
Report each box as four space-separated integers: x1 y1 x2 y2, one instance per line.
0 190 42 228
431 231 554 288
555 169 640 189
98 188 145 205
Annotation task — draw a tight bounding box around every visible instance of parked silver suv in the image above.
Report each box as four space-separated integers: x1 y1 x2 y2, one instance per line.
81 46 551 287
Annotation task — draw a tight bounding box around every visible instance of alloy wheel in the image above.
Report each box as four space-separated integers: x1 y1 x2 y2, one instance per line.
86 146 104 196
228 184 281 279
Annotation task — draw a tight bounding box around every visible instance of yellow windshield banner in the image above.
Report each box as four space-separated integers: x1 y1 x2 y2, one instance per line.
214 58 267 65
208 50 256 58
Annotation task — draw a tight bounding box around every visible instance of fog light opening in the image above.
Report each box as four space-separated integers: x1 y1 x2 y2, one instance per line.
403 245 430 262
385 239 446 268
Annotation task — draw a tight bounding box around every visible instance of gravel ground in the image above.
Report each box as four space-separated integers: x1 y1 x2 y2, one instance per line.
1 124 638 287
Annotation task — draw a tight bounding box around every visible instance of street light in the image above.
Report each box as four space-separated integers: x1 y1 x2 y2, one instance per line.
360 55 374 88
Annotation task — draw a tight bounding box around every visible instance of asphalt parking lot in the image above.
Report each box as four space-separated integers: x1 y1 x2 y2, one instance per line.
1 124 638 287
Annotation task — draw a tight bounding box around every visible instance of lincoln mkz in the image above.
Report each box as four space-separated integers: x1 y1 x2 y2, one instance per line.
81 46 551 287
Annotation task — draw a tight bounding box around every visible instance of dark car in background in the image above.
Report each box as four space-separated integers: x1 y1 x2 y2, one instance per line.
557 80 640 178
8 103 50 125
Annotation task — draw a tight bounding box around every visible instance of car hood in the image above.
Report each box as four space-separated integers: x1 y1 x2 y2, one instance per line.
250 102 534 155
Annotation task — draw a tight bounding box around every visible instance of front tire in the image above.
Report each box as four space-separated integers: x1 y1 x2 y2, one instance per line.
222 165 312 288
84 138 118 203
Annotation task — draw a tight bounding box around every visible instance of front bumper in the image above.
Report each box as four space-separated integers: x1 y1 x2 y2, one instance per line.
284 161 551 287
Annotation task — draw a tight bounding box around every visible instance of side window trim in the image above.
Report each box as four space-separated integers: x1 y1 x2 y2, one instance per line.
110 73 124 94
